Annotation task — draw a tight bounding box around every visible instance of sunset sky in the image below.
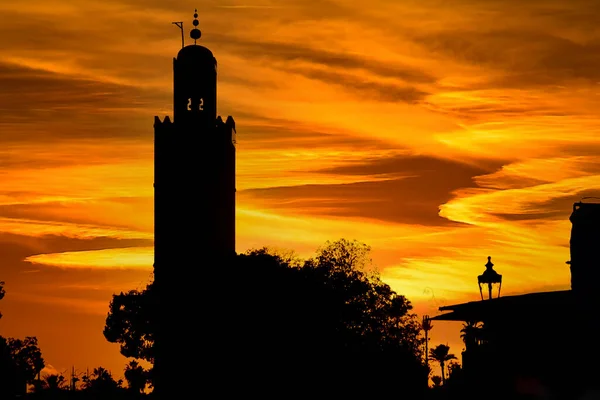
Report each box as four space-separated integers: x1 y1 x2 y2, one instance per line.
1 0 599 379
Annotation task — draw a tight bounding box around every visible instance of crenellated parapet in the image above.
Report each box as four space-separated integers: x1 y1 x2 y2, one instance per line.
154 115 173 127
155 115 235 145
153 116 174 143
217 115 236 145
154 115 234 143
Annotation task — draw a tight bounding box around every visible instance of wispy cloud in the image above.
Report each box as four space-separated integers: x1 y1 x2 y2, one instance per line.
25 247 153 269
3 0 600 379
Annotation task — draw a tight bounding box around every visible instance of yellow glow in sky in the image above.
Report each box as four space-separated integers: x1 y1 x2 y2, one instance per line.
1 0 598 380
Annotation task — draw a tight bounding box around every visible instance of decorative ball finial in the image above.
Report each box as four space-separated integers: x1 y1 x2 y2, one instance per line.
190 8 201 43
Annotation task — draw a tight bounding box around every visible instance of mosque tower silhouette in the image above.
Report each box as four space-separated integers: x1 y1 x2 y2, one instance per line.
152 10 236 397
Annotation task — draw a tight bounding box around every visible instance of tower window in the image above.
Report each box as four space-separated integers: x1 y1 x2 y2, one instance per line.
186 98 205 111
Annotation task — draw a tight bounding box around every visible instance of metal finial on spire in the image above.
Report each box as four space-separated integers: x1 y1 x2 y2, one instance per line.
190 8 201 44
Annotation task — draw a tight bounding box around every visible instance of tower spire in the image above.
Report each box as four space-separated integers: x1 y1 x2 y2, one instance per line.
190 9 201 45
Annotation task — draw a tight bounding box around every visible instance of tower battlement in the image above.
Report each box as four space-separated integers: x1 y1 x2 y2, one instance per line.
217 115 236 144
153 115 172 126
217 115 235 130
154 115 235 145
154 115 234 129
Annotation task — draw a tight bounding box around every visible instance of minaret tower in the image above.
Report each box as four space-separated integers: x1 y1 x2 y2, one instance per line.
152 10 236 397
154 10 236 262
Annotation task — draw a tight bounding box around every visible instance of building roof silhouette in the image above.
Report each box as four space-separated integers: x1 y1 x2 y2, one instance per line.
433 200 600 322
431 290 571 321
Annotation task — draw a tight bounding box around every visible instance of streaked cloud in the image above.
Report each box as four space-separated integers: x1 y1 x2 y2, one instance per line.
2 0 600 380
240 154 502 226
25 247 153 270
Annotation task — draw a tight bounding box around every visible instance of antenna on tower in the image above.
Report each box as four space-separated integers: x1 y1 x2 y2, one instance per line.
172 21 184 49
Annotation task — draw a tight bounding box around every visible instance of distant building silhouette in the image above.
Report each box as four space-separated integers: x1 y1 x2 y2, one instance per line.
569 201 600 297
432 200 600 399
152 10 237 398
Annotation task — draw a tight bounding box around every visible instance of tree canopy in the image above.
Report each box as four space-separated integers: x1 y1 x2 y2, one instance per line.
104 239 429 396
0 282 45 398
104 284 155 364
124 360 148 395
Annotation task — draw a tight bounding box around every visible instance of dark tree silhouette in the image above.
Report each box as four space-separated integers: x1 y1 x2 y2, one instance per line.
104 285 155 365
431 375 442 388
81 367 124 397
31 373 67 396
105 239 429 397
44 374 66 389
0 283 45 398
429 344 457 385
231 240 428 396
0 336 45 396
124 360 148 395
9 337 45 380
447 361 461 379
460 320 483 351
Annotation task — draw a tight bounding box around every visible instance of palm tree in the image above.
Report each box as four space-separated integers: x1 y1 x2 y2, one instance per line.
422 316 433 368
460 320 482 351
429 344 457 385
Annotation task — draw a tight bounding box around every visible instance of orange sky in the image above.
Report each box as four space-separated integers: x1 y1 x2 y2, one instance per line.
1 0 598 380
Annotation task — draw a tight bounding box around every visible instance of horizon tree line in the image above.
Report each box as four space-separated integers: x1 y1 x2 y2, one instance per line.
1 239 468 399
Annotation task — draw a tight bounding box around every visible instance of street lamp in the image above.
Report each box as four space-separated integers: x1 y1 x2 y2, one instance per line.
478 256 502 300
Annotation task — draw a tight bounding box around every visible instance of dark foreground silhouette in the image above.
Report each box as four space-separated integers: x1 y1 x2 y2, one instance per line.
428 201 600 400
105 239 429 398
1 239 438 399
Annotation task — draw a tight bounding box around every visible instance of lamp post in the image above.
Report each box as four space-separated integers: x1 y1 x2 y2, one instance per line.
478 256 502 300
